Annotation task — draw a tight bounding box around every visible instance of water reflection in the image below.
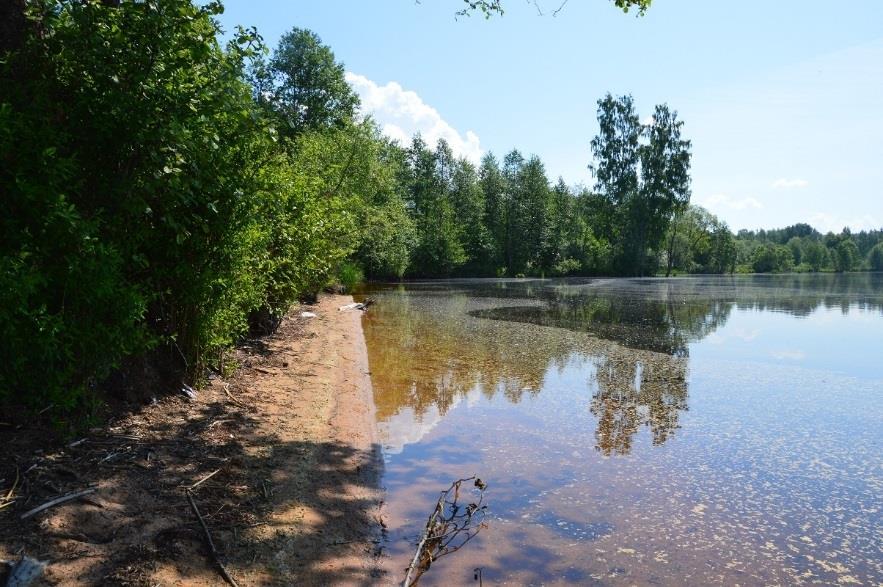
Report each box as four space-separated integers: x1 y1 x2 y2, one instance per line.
590 354 688 455
362 274 883 585
363 273 882 456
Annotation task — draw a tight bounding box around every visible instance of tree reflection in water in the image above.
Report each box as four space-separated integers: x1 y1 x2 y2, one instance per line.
361 273 883 456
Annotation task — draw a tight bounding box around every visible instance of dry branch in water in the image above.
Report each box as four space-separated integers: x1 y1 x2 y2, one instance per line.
403 477 488 586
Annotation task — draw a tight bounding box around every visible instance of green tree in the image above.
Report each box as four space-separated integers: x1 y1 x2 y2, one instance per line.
501 149 526 271
786 236 804 266
261 28 359 140
802 240 828 272
479 153 508 273
751 243 793 273
591 95 691 275
544 178 575 272
405 137 466 276
451 158 494 274
832 239 860 272
868 242 883 271
511 155 552 273
707 220 737 274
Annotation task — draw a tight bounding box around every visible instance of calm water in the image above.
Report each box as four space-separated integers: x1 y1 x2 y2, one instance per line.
359 274 883 585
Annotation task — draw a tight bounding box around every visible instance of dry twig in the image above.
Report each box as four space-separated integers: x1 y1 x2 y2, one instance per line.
186 490 239 587
190 468 222 491
403 477 488 586
223 384 247 408
20 488 96 520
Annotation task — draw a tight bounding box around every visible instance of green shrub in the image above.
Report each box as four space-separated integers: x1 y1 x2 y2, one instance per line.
1 0 274 411
335 261 365 294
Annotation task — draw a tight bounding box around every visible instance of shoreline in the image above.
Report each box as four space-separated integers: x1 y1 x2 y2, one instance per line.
0 294 386 585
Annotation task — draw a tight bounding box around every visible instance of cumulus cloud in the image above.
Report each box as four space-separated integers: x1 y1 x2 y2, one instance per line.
345 72 482 164
771 178 809 189
699 193 764 211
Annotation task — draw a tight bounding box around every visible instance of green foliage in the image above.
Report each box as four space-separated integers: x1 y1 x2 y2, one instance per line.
1 0 274 412
335 261 365 294
832 239 860 272
457 0 652 17
0 3 386 417
802 240 829 272
868 243 883 271
751 243 794 273
256 27 359 140
663 206 735 275
591 95 692 275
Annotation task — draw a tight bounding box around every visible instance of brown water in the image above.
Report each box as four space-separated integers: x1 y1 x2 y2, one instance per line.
360 274 883 585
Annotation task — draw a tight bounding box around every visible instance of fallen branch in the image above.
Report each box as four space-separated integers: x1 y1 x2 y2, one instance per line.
186 490 239 587
403 477 488 587
20 488 96 520
223 384 247 408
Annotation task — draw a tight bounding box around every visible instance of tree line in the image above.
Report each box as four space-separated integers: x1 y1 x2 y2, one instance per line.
1 0 878 420
732 224 883 274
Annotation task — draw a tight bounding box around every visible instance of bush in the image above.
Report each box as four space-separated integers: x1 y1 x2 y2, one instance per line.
1 1 295 414
335 261 365 294
552 257 583 276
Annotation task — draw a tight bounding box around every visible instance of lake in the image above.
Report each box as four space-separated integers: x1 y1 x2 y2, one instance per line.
360 274 883 585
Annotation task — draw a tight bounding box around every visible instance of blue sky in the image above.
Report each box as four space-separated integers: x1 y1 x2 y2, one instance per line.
217 1 883 233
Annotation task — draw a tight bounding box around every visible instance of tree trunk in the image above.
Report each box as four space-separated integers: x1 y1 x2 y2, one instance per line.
665 217 678 277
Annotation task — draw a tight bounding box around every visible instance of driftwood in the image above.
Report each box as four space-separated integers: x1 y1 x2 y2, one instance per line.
403 477 488 587
19 488 96 520
186 490 239 587
338 298 375 312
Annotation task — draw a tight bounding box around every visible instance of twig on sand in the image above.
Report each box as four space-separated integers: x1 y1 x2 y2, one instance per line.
20 488 96 520
186 490 239 587
190 468 222 491
223 384 247 408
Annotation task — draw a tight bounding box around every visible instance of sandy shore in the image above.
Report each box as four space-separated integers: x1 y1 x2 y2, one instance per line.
0 294 385 586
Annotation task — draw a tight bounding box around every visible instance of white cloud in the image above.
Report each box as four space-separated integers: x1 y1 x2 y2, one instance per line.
699 193 764 211
771 350 805 361
807 212 882 233
771 178 810 189
345 72 482 164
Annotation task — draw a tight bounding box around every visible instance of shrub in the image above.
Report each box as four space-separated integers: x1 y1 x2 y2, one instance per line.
335 261 365 294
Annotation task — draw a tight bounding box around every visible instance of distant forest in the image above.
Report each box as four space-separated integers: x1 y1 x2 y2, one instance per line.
2 1 881 417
